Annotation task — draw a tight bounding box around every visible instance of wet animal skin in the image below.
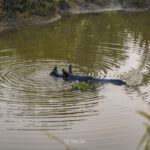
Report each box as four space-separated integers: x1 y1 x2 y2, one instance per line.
50 66 127 86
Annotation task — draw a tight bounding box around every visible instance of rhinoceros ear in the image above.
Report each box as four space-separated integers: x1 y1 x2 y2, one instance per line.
62 69 70 78
50 66 58 76
54 66 58 72
69 65 72 74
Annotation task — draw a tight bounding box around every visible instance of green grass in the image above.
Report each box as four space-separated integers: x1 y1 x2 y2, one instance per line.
1 0 58 17
139 110 150 150
1 0 149 17
72 80 96 91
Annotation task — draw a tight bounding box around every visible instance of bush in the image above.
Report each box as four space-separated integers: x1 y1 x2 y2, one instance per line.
1 0 58 16
59 0 70 10
2 0 26 14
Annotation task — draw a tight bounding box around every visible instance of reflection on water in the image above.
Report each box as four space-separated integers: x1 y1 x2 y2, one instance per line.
0 10 150 150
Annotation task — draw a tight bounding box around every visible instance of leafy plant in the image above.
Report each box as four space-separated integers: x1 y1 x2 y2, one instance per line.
73 80 96 91
139 111 150 150
1 0 58 16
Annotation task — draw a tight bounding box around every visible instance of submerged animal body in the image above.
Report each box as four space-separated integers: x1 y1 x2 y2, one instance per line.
63 73 126 85
50 66 127 86
91 78 127 85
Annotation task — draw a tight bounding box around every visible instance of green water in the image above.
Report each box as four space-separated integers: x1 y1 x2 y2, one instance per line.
0 10 150 150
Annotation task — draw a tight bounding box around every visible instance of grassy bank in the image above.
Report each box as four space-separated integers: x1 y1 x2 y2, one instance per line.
0 0 149 32
0 0 150 18
0 0 112 29
0 0 58 17
0 0 112 17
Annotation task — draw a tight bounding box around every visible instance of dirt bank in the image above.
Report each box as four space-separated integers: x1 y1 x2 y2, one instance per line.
0 1 121 32
0 13 61 32
0 1 149 32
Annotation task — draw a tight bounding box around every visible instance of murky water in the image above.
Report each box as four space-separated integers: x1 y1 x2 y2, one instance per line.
0 10 150 150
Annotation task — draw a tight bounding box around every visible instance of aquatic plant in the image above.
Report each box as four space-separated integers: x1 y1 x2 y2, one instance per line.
73 80 96 91
139 111 150 150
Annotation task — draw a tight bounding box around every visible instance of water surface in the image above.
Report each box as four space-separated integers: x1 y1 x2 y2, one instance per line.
0 10 150 150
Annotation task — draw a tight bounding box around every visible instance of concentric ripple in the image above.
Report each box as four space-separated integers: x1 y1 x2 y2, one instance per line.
0 10 150 150
0 55 101 130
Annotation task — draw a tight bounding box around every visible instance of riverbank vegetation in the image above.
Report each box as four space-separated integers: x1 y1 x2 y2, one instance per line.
0 0 149 18
0 0 149 32
0 0 59 17
0 0 110 17
139 110 150 150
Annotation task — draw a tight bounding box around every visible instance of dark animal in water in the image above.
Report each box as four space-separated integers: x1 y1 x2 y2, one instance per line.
50 66 127 86
50 66 71 78
62 69 126 86
50 67 63 78
62 68 94 82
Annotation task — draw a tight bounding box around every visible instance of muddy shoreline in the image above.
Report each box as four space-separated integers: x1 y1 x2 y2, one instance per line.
0 3 149 32
0 13 62 32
